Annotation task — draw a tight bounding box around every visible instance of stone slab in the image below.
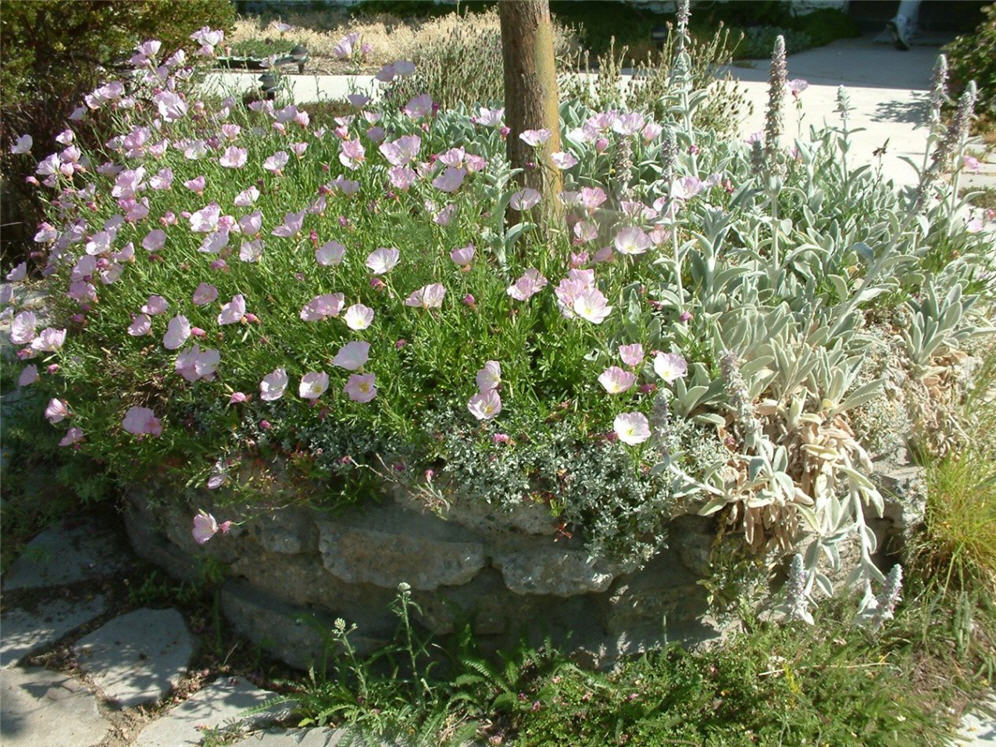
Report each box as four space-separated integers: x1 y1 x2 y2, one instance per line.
135 676 293 746
1 595 108 668
234 727 393 746
3 518 135 591
0 666 111 746
957 693 996 746
73 607 195 707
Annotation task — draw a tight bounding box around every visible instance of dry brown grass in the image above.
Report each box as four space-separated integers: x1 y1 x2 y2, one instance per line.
229 9 513 75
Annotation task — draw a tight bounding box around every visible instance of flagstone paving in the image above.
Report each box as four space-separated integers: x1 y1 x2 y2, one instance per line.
0 666 112 747
1 594 107 668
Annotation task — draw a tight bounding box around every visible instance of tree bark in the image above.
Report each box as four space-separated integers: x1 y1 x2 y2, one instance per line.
499 0 563 236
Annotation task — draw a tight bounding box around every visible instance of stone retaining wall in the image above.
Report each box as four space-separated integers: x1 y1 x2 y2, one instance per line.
123 457 923 670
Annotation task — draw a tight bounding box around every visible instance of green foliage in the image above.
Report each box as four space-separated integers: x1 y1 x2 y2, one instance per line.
943 2 996 118
0 0 235 267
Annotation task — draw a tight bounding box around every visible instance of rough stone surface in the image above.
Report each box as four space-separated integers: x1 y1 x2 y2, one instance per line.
73 608 195 707
873 460 928 537
1 595 107 668
956 693 996 746
492 543 619 596
3 518 135 591
0 667 111 746
234 727 391 746
135 676 293 746
317 503 486 591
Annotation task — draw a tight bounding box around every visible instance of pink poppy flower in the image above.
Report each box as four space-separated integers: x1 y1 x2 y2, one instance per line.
333 340 370 370
163 315 191 349
128 313 152 336
598 366 636 394
219 146 247 168
238 210 262 235
963 155 981 173
432 167 465 193
220 124 241 140
612 112 645 136
175 343 220 382
153 90 187 121
10 134 32 154
184 175 206 194
642 122 663 143
572 288 612 324
300 293 345 321
240 239 264 262
59 427 84 447
339 138 366 170
619 343 644 367
260 368 288 401
344 372 377 403
787 78 809 97
365 248 400 275
45 398 70 423
343 303 374 331
476 360 501 393
574 221 598 243
18 364 39 387
122 406 162 436
7 261 27 281
509 188 541 211
9 310 36 345
519 129 551 146
140 230 166 254
192 283 218 306
653 352 688 383
30 327 66 352
192 510 224 544
614 412 650 445
433 203 458 226
614 226 650 256
189 203 221 233
263 151 289 173
234 186 260 206
299 371 330 400
229 392 249 404
271 210 305 237
474 106 504 127
316 241 346 266
217 294 246 325
506 268 548 301
403 94 433 119
551 151 578 169
580 187 607 212
404 283 446 309
450 244 475 266
379 135 421 166
388 166 417 190
468 390 502 420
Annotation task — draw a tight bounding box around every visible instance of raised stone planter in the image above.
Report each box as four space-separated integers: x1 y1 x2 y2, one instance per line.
122 456 924 670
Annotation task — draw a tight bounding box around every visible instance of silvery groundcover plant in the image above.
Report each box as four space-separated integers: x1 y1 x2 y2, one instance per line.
5 25 993 627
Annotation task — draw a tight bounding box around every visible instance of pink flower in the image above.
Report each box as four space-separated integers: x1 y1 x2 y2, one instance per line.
30 327 65 352
333 32 361 59
653 352 688 383
519 129 551 146
316 241 346 266
175 344 220 382
128 314 152 336
333 340 370 370
449 244 475 266
219 146 247 168
506 268 548 301
9 310 36 345
192 283 218 306
493 432 510 444
240 239 264 262
433 204 458 226
192 510 221 544
300 293 345 321
271 210 305 238
580 187 607 212
45 398 70 423
614 226 650 256
432 167 465 193
189 203 221 233
404 283 446 309
238 210 262 235
10 134 32 154
344 372 377 403
184 175 206 194
343 304 374 331
365 248 400 275
963 155 981 173
379 135 421 166
598 366 636 394
163 315 191 349
59 427 84 447
153 91 187 121
18 364 39 387
229 392 248 404
572 288 612 324
619 343 644 367
234 186 260 206
388 166 417 190
217 294 246 325
474 106 504 127
299 371 330 400
263 150 289 173
468 390 502 420
613 412 650 445
551 151 578 169
476 360 501 393
142 229 167 252
339 138 366 170
260 368 288 401
7 261 27 281
509 188 541 211
122 406 162 436
142 294 169 315
403 94 433 119
787 78 809 97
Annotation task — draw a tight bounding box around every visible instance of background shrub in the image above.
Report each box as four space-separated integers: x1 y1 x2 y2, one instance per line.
943 2 996 120
0 0 235 271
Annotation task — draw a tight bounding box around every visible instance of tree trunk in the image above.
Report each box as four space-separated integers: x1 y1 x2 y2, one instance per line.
499 0 563 237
